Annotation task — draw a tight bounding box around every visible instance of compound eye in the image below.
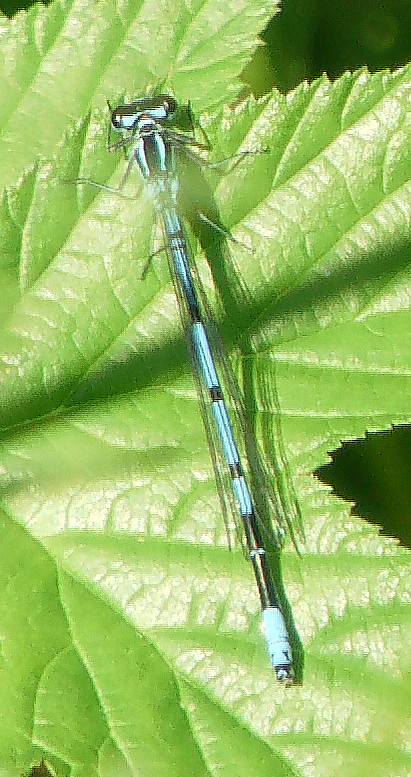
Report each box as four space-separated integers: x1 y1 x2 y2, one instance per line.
162 95 178 118
111 111 122 129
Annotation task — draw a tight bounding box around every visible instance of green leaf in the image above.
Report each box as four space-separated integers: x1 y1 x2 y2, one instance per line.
0 2 410 776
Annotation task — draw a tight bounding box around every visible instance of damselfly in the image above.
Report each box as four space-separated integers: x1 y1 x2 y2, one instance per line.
76 95 298 682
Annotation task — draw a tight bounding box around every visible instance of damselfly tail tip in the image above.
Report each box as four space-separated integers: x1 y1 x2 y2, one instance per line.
274 665 294 684
262 606 294 684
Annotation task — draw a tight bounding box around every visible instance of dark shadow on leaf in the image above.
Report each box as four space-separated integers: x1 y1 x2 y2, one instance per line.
316 425 411 549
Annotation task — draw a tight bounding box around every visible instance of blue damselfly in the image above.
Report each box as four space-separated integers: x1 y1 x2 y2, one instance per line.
76 95 297 682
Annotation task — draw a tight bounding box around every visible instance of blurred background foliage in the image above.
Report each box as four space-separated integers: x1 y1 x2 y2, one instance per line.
244 0 411 94
0 0 410 548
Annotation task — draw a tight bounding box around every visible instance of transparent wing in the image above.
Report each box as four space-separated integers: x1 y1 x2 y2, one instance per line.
163 230 247 554
185 236 305 551
171 131 304 550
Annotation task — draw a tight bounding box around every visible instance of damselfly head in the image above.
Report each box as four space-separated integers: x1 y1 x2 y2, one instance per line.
111 94 178 132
